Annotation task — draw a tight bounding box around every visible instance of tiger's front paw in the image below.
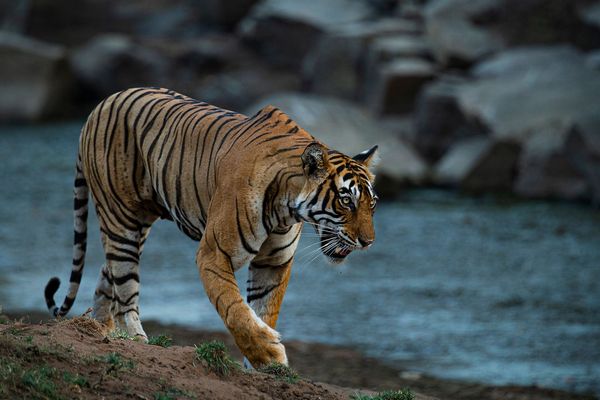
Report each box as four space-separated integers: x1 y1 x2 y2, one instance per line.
241 323 288 368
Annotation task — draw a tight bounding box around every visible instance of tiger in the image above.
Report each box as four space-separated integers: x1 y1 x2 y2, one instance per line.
44 87 378 367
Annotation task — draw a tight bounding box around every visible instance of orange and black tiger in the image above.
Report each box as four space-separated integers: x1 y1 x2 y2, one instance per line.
44 87 378 367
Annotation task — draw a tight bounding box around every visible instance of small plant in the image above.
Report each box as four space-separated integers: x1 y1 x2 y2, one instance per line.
194 340 239 376
257 362 300 383
148 334 173 348
63 371 89 388
154 387 195 400
351 389 415 400
0 358 21 381
108 328 134 340
100 352 135 374
21 365 59 399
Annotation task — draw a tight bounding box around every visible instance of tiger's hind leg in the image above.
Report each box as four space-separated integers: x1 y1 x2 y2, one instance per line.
107 223 154 331
96 226 148 341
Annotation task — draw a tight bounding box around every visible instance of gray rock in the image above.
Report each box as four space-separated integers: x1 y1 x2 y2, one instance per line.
565 117 600 206
303 18 424 99
70 34 169 98
424 0 504 67
514 123 589 200
244 92 429 194
369 58 436 115
414 76 487 162
457 46 600 141
434 136 520 192
239 0 375 70
193 68 300 112
0 32 73 122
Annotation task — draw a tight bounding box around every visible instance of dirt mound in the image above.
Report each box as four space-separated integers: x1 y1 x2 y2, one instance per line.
0 317 427 400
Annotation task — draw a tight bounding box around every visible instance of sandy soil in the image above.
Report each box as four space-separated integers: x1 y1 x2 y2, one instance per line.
2 311 596 400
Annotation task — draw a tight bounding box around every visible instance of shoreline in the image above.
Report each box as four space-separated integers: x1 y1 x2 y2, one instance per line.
6 310 596 400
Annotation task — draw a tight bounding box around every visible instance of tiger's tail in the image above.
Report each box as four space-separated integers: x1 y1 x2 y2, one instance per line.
45 155 89 317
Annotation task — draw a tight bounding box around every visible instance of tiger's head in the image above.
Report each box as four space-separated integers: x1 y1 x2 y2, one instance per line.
294 142 379 264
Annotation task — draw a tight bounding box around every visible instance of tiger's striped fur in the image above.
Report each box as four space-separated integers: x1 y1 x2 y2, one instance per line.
44 87 378 367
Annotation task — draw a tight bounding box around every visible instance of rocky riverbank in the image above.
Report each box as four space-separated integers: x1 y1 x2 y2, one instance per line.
1 0 599 203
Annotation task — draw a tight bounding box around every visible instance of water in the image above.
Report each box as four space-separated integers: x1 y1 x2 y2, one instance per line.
1 122 600 395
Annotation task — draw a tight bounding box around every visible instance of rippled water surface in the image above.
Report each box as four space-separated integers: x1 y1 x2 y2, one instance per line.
1 122 599 395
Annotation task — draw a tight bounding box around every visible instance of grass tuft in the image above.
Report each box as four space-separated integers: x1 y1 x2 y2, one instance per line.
154 387 196 400
257 362 300 383
148 334 173 348
194 340 239 376
108 328 134 340
100 352 135 374
351 389 415 400
62 371 89 388
21 365 59 399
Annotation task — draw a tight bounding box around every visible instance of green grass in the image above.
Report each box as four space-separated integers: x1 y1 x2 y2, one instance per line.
148 334 173 348
99 352 135 374
108 328 134 340
351 389 415 400
21 365 59 399
194 341 240 376
257 362 300 383
62 371 88 388
153 387 195 400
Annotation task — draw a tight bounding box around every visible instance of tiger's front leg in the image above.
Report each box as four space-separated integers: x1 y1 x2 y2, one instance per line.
196 232 288 368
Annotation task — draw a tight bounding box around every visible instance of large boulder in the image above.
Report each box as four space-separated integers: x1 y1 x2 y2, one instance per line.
565 117 600 206
424 0 504 67
433 136 520 192
0 32 74 122
193 67 300 112
458 46 600 141
238 0 375 70
368 58 436 115
302 18 422 100
513 124 589 200
23 0 211 46
414 76 487 162
70 34 169 99
244 92 429 196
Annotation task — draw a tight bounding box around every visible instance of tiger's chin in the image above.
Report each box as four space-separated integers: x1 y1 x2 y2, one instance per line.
320 234 354 265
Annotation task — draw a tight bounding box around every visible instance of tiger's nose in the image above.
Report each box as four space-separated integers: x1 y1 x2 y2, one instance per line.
358 238 374 248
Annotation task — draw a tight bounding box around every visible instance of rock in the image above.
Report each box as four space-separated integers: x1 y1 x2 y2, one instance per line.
0 32 74 122
70 34 169 99
193 68 301 112
458 46 600 141
414 76 487 162
586 49 600 70
369 58 436 115
244 92 429 194
579 1 600 29
200 0 259 29
513 123 589 200
424 0 504 67
302 18 424 99
434 136 520 192
23 0 210 46
239 0 375 70
565 118 600 206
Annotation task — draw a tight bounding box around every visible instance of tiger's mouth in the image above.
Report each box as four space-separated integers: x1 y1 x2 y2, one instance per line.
320 232 354 264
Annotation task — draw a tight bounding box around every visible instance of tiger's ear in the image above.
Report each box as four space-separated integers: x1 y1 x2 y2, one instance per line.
353 145 379 168
301 142 329 181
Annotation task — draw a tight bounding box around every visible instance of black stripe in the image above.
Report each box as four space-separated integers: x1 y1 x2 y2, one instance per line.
112 273 140 285
247 284 280 303
106 253 139 264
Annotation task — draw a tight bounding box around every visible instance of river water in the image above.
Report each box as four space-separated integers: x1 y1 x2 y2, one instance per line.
1 122 599 395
